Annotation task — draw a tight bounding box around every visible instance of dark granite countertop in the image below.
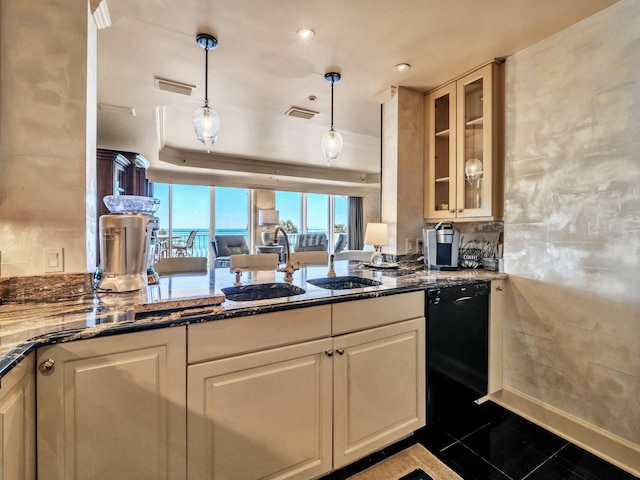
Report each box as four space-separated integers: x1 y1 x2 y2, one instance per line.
0 259 506 382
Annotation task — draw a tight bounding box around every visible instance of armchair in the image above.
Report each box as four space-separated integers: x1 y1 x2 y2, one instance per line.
211 235 249 268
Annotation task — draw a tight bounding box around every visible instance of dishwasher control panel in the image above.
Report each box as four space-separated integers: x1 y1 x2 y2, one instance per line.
427 281 489 305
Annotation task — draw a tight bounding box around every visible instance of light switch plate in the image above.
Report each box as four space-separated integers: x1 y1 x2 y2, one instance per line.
44 248 64 273
406 238 414 253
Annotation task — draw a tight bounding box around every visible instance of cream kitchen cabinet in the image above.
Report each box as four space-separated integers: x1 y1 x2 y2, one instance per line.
488 279 505 394
186 292 425 479
0 353 36 480
424 61 504 222
36 327 186 480
187 337 334 480
332 317 425 469
187 305 333 480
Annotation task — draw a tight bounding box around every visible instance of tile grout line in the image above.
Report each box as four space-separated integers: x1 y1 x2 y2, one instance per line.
457 421 493 442
457 441 515 480
440 439 461 453
521 443 571 480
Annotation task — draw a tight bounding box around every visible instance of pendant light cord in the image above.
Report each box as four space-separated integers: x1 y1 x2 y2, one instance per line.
330 79 334 131
204 46 209 107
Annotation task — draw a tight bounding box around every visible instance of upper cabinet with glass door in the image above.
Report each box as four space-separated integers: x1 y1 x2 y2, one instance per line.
424 61 504 222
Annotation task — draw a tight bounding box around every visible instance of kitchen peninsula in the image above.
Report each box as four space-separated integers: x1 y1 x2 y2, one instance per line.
0 259 504 376
0 259 505 480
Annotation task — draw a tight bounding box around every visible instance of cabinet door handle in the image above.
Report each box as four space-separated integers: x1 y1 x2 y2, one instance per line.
39 358 55 374
325 349 334 357
457 208 464 213
496 286 504 291
449 209 456 213
336 347 345 355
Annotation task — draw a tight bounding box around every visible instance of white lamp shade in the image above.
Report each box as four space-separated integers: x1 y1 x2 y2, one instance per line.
258 209 279 226
321 129 343 163
193 105 220 153
364 223 388 246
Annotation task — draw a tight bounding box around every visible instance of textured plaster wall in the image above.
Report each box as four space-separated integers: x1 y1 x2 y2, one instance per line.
503 0 640 445
382 87 424 254
0 0 96 276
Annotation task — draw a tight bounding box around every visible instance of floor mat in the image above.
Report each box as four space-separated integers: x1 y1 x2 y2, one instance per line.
398 468 434 480
347 444 461 480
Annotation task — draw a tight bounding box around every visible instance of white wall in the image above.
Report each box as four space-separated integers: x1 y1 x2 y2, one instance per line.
504 0 639 447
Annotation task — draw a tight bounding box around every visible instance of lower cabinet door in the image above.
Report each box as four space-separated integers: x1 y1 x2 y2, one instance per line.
36 327 187 480
187 338 333 480
333 318 426 468
0 354 35 480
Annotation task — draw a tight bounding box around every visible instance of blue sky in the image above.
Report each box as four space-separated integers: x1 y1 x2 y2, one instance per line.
154 184 347 232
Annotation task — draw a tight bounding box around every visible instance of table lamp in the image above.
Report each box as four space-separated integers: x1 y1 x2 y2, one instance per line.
364 222 388 265
258 209 280 245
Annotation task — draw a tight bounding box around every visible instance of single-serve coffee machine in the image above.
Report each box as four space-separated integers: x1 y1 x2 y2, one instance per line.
95 196 160 293
424 222 460 271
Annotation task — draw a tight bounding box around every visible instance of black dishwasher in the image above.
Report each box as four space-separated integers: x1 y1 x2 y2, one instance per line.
426 282 489 425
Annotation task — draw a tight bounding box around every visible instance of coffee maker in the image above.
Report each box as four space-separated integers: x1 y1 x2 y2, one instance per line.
424 222 460 271
95 196 160 293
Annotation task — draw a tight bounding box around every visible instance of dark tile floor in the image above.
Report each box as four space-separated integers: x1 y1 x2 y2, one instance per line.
322 401 638 480
417 400 638 480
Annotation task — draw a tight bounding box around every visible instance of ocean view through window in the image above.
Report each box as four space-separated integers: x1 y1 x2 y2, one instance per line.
153 184 349 261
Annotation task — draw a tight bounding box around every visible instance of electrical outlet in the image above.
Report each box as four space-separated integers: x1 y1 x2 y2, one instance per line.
44 248 64 273
406 238 414 253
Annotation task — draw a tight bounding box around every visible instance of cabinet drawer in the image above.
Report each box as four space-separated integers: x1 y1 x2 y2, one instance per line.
332 291 424 334
188 305 331 364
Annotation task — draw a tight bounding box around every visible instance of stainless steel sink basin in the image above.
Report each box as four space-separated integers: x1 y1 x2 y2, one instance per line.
221 283 306 302
306 276 382 290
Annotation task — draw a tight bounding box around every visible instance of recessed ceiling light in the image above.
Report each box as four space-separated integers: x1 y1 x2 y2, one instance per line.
296 28 315 40
393 63 411 72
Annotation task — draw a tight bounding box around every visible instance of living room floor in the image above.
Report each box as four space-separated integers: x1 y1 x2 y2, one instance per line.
321 401 638 480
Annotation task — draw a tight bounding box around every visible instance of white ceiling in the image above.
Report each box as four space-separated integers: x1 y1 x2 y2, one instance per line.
96 0 617 192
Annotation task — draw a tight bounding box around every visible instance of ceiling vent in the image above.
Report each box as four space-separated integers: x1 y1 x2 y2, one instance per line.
98 103 136 116
154 77 195 96
285 106 319 120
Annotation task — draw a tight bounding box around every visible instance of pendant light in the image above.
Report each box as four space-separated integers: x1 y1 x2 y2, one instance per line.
321 72 343 164
193 33 219 153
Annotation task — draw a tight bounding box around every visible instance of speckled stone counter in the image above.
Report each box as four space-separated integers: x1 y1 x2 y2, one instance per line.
0 259 506 381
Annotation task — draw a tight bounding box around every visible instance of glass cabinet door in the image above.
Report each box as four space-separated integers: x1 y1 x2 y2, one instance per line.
425 61 500 221
425 82 456 219
456 63 494 218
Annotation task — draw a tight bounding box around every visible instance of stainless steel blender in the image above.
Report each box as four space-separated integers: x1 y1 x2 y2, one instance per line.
95 195 160 292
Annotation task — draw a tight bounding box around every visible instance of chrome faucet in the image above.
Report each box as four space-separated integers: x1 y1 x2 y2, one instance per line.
274 226 299 283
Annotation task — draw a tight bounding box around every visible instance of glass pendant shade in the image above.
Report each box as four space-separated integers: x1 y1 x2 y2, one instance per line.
322 72 342 165
465 158 483 181
193 105 220 153
322 129 343 163
194 33 219 152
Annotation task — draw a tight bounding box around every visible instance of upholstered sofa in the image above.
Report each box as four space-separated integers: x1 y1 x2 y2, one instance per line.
294 233 328 252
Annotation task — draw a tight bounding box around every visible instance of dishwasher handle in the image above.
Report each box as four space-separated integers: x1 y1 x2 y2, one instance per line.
454 296 473 302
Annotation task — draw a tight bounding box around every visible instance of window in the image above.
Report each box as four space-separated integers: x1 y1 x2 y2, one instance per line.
171 184 210 256
275 191 302 244
215 187 249 241
153 184 348 259
334 195 348 249
276 191 348 253
306 193 329 236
